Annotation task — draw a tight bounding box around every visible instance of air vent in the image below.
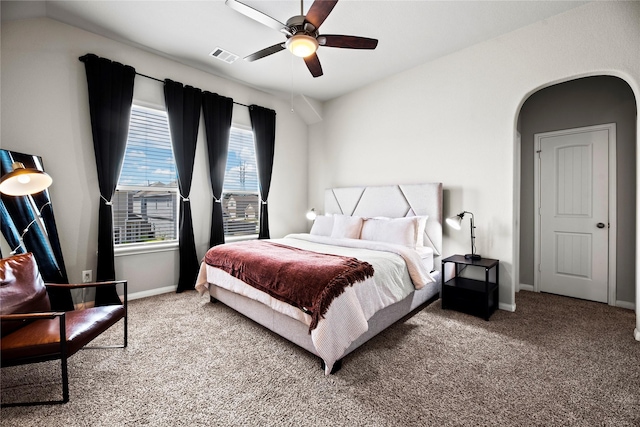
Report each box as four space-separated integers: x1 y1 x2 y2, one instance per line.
209 47 239 64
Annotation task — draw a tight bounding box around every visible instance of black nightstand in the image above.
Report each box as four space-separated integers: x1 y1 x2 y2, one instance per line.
441 255 499 320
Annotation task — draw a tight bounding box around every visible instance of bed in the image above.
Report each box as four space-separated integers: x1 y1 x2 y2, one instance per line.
195 183 443 374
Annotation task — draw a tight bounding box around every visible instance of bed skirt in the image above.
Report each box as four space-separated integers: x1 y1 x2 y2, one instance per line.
205 270 441 370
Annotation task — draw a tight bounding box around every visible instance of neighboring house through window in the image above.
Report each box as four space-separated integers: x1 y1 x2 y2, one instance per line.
113 105 179 248
223 126 260 238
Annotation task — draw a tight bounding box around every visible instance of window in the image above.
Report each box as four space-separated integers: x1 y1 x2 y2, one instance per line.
222 127 260 237
113 105 179 247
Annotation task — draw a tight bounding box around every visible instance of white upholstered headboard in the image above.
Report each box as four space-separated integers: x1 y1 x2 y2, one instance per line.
324 183 443 262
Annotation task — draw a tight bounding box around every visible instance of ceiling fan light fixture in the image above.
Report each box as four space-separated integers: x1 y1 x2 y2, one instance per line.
286 34 318 58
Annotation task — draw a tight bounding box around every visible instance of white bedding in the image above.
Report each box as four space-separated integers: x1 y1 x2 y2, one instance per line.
195 234 436 374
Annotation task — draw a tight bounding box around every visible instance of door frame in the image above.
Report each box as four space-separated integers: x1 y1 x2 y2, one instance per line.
533 123 617 305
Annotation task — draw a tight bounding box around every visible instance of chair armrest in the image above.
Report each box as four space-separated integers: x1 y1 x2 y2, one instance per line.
45 280 127 290
1 311 65 321
46 280 128 309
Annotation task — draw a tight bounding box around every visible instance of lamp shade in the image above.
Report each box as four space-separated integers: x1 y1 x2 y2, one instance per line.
0 162 53 196
306 208 317 221
286 34 319 58
446 215 463 230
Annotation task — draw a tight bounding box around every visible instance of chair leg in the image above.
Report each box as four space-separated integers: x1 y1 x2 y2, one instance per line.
86 281 127 349
60 313 69 403
124 312 128 348
61 352 69 403
0 358 70 407
0 315 69 407
83 316 128 350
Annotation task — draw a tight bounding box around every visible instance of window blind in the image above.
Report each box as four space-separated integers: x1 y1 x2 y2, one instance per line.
113 106 179 245
222 127 260 237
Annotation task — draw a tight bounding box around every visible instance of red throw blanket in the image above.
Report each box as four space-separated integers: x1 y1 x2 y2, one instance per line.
204 241 374 331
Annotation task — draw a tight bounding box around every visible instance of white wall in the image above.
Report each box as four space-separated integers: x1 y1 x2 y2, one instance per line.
309 1 640 315
1 17 309 294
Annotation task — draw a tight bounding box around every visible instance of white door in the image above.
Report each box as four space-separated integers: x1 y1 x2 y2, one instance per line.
536 125 614 303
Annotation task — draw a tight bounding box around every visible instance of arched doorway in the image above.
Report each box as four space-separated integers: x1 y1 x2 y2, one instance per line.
516 76 637 309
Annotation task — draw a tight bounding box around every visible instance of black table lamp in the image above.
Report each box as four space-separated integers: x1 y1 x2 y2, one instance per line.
446 210 481 260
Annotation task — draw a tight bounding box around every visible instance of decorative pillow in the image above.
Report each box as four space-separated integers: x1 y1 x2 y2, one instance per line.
360 216 419 248
330 215 364 239
310 215 334 237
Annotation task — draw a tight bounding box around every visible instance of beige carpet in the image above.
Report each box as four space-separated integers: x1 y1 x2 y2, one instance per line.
1 290 638 426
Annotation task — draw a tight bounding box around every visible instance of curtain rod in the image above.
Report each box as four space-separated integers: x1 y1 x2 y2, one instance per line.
136 72 249 108
77 55 248 108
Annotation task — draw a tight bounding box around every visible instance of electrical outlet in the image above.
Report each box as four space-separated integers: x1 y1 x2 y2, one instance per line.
82 270 92 283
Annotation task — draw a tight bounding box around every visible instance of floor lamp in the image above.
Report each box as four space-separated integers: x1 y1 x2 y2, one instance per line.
0 162 54 254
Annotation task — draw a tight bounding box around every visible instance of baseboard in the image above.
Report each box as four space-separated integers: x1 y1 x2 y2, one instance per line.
516 287 633 311
615 300 635 310
499 302 516 312
128 285 177 301
73 285 177 309
635 328 640 341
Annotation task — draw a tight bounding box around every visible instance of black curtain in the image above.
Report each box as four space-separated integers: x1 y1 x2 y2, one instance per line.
80 53 135 306
164 79 202 292
249 105 276 239
202 92 234 248
0 150 73 311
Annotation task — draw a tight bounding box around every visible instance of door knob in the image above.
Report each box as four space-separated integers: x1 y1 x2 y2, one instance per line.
597 222 606 229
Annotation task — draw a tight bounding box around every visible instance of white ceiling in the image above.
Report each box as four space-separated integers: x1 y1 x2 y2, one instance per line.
2 0 588 102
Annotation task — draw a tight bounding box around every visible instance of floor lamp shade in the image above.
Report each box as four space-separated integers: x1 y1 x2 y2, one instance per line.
0 162 53 196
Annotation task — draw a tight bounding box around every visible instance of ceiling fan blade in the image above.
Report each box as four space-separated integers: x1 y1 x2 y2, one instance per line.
226 0 287 32
244 43 286 62
304 53 323 78
305 0 338 30
318 35 378 49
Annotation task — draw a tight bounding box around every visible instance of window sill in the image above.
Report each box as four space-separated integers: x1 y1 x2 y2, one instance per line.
225 234 258 243
114 241 179 257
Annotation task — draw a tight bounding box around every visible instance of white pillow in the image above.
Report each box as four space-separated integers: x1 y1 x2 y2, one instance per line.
330 215 364 239
360 216 419 248
415 215 429 247
310 215 334 237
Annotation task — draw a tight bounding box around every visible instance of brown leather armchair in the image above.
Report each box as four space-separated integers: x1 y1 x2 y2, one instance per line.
0 252 127 407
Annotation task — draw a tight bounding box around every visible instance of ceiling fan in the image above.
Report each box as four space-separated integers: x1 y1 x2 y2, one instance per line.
225 0 378 78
